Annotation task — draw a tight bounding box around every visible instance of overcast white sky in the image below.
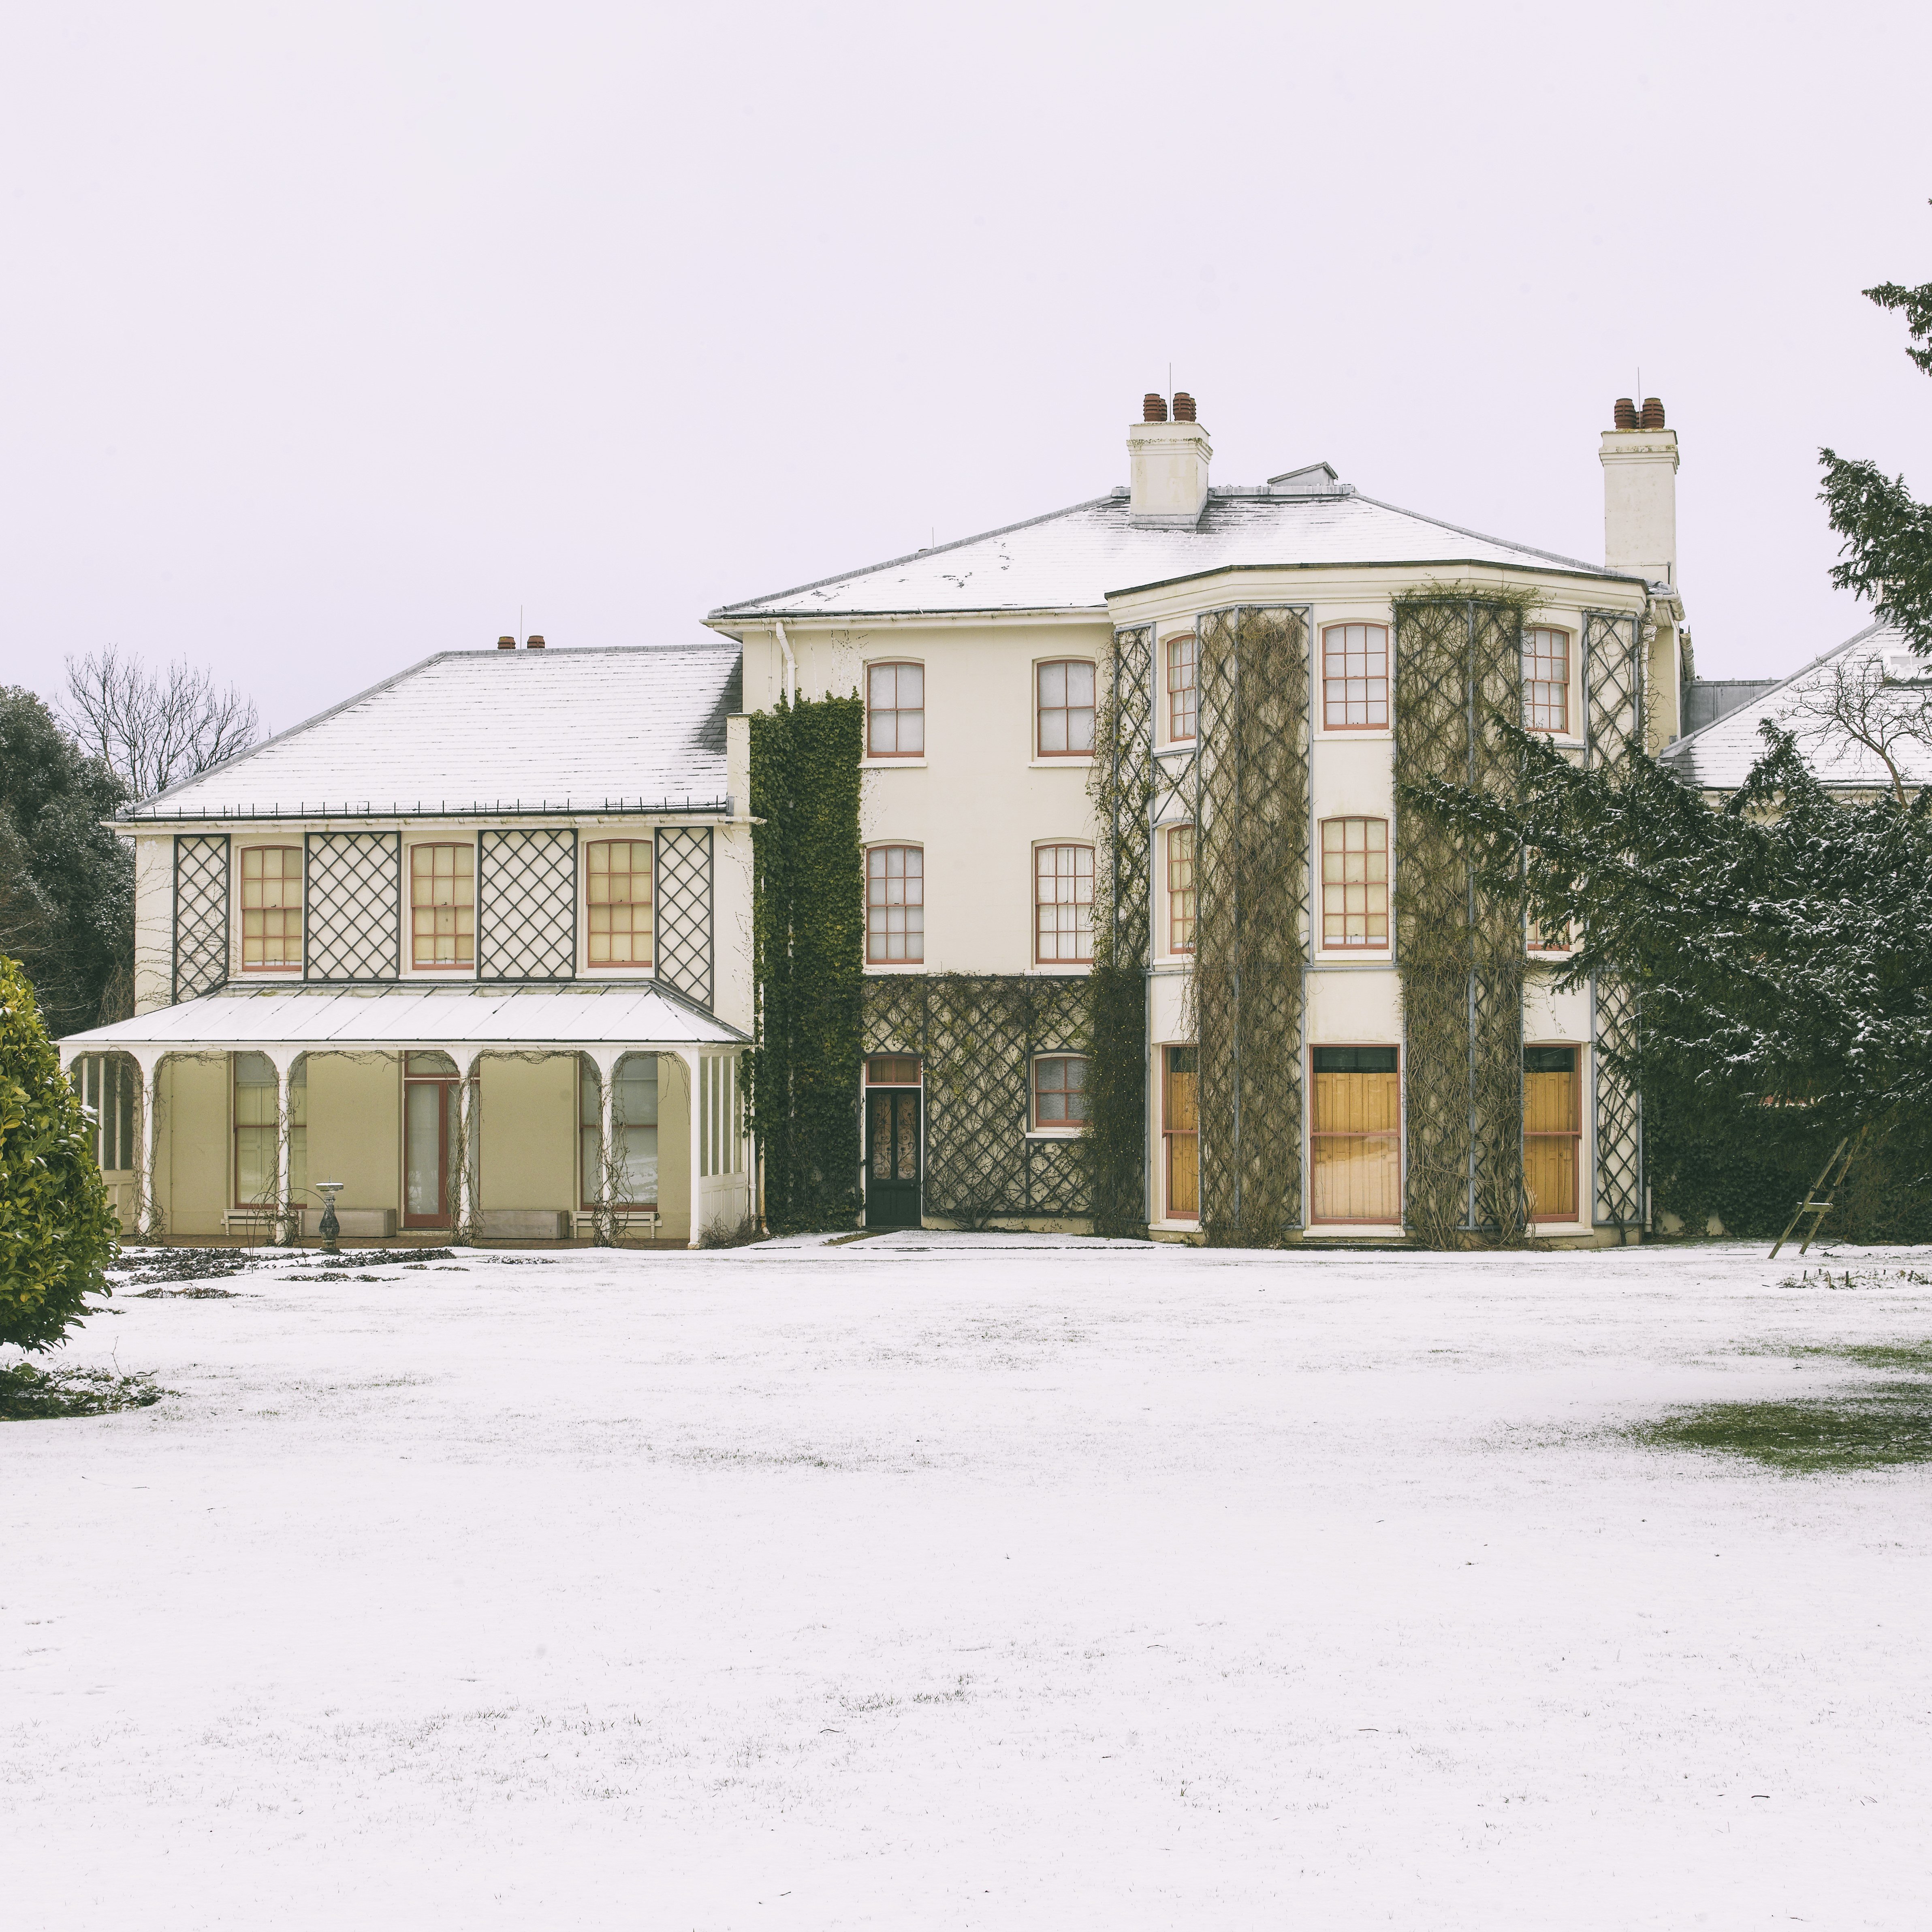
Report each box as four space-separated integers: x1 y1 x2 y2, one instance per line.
3 2 1929 734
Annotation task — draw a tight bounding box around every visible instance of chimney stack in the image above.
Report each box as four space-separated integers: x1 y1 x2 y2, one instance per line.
1600 395 1678 587
1127 386 1211 527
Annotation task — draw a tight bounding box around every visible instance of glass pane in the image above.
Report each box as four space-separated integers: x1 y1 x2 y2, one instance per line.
406 1082 442 1218
871 1096 893 1180
894 1092 918 1181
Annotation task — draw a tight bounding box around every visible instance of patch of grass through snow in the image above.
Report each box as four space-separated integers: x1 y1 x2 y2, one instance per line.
1633 1342 1932 1472
0 1362 170 1421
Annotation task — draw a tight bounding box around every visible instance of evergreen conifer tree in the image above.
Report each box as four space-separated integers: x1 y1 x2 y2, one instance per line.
0 952 120 1352
1820 206 1932 655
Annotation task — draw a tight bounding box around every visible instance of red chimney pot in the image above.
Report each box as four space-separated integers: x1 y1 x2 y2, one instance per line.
1142 392 1168 423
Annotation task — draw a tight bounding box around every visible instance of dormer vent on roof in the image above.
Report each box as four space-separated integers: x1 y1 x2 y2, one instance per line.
1127 387 1211 529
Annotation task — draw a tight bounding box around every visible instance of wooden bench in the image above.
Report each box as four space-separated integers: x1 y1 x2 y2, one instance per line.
222 1208 286 1242
572 1208 662 1244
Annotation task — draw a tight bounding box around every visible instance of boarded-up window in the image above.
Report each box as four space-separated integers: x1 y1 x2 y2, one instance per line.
411 843 474 968
1163 1045 1198 1221
587 839 653 966
1310 1045 1400 1224
1524 1045 1580 1221
240 847 303 969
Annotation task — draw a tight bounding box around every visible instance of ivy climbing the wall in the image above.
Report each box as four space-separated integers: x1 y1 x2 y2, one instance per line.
1393 587 1532 1249
1084 625 1154 1238
747 692 864 1232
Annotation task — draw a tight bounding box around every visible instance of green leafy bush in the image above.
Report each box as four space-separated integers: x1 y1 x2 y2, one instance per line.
0 952 120 1350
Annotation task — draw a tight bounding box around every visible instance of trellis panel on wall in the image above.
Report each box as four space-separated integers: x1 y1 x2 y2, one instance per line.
655 826 713 1010
172 833 230 1002
1192 604 1311 1244
862 974 1091 1221
1584 609 1646 1229
304 831 402 981
478 828 576 980
1393 597 1527 1244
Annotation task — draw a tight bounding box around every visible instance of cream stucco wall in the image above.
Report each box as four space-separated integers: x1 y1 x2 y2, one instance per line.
158 1052 231 1237
480 1055 576 1211
134 836 175 1015
305 1052 400 1214
657 1053 692 1244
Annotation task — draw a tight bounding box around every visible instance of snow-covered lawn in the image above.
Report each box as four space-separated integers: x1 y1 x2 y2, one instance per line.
8 1235 1931 1929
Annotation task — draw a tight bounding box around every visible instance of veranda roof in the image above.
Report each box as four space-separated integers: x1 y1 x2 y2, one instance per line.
59 984 748 1054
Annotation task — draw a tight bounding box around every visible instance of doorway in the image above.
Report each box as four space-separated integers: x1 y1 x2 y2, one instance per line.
1309 1045 1402 1225
404 1052 461 1229
865 1055 921 1228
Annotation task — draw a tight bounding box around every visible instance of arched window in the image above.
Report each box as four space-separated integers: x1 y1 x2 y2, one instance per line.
1320 818 1388 948
867 663 924 757
1524 627 1571 733
867 845 924 962
1322 623 1390 729
1034 843 1093 963
1036 660 1096 756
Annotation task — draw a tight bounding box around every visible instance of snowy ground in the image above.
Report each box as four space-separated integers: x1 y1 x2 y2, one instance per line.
7 1235 1932 1930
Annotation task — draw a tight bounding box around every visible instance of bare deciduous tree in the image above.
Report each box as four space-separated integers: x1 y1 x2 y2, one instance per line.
58 646 262 804
1780 650 1932 806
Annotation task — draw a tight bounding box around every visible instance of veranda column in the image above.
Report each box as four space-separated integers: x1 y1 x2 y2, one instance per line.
454 1049 483 1241
265 1046 302 1244
587 1046 622 1245
678 1048 704 1251
133 1049 164 1240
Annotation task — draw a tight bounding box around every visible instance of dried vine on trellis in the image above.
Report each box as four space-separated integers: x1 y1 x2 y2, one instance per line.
747 693 865 1233
1084 625 1154 1237
1189 605 1311 1246
1394 587 1532 1248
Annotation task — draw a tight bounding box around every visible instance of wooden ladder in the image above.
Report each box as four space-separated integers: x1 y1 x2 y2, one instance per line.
1770 1129 1866 1260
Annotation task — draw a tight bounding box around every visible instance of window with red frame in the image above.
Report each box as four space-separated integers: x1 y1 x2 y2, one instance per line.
1167 824 1196 953
1032 1055 1089 1131
411 843 474 968
1036 660 1096 756
1321 818 1388 947
1167 634 1198 741
866 663 924 757
1524 627 1570 733
1322 623 1389 729
866 845 923 962
1034 843 1093 962
240 847 303 969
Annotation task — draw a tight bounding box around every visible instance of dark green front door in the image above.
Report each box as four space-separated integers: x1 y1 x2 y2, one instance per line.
865 1088 921 1228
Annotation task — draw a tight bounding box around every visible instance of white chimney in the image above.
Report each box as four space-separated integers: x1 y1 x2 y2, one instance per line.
1599 396 1678 586
1128 391 1211 527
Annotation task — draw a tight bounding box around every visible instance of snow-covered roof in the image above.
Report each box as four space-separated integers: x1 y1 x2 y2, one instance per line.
1661 619 1932 792
707 480 1637 623
58 983 747 1052
121 643 743 821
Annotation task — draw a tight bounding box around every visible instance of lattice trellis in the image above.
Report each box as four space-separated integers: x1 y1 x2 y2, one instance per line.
1394 596 1528 1244
478 828 576 980
304 832 401 981
1584 609 1646 1228
1103 625 1154 970
862 973 1092 1222
656 826 713 1010
1192 605 1311 1244
172 834 230 1002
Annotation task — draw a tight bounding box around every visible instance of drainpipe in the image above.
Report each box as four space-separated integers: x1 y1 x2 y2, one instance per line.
774 620 797 709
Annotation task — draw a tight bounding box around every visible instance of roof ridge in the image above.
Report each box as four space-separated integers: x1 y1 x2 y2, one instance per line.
704 490 1128 621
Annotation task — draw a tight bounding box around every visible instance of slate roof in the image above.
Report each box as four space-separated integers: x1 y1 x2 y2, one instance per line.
121 643 743 820
707 479 1637 623
1661 619 1932 792
60 983 749 1050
